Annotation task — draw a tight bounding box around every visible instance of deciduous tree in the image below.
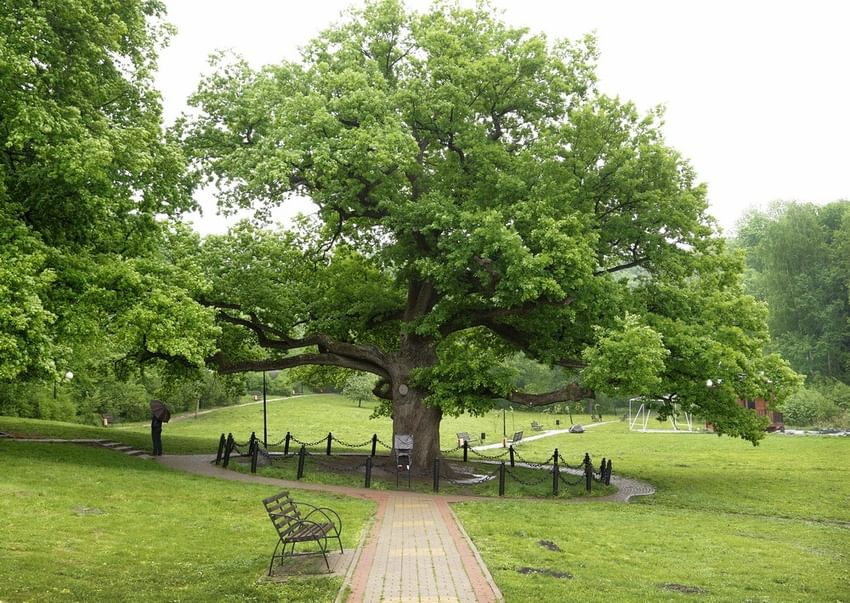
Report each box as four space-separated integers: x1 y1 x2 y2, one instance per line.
0 1 194 388
176 1 797 467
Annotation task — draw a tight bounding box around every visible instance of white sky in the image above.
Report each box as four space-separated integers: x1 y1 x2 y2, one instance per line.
156 0 850 236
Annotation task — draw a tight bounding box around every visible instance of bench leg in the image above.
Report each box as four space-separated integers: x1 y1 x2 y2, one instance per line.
268 540 283 576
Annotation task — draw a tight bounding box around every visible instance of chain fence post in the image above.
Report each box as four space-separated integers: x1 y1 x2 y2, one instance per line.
463 440 468 462
365 456 373 488
284 431 291 456
552 448 560 496
215 433 226 465
606 459 613 485
371 434 377 457
584 453 592 492
509 445 515 467
433 457 440 493
248 431 256 455
297 444 306 479
499 461 506 496
251 441 259 473
222 433 234 468
326 432 333 455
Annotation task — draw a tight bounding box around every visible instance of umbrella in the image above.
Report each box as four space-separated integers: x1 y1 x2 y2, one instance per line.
149 399 171 423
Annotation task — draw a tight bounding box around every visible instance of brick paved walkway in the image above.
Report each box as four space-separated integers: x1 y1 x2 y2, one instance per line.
157 455 503 602
347 494 499 603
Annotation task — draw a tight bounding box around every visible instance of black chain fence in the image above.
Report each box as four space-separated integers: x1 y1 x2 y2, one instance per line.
214 430 615 496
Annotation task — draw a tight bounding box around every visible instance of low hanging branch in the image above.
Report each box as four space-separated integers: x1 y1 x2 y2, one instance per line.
507 383 594 407
208 351 391 380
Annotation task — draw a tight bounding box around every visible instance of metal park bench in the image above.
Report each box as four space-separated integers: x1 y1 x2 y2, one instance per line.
531 421 544 431
262 491 343 574
509 430 524 444
456 431 481 446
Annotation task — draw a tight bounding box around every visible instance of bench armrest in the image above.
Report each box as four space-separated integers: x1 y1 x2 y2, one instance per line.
293 502 342 534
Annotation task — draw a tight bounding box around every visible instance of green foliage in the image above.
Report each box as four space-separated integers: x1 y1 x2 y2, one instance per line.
0 219 57 380
341 371 379 405
782 388 830 426
170 0 798 449
416 329 515 416
736 201 850 381
0 1 195 414
581 314 668 397
782 382 848 428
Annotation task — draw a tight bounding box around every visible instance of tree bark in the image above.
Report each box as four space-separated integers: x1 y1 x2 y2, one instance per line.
388 333 441 472
391 386 442 472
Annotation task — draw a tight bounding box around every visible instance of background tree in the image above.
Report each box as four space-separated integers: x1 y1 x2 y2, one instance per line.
734 200 850 427
0 1 207 415
735 201 850 381
175 1 798 468
342 372 380 407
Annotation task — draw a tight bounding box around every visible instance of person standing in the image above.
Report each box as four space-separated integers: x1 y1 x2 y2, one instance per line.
150 401 164 456
151 413 163 456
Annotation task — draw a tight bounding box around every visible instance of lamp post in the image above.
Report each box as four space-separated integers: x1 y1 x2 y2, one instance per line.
53 370 73 399
262 371 268 448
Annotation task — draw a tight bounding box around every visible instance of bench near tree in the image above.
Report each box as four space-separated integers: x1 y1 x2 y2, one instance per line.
262 491 343 574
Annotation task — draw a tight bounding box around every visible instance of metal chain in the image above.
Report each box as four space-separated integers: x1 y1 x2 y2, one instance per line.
469 447 510 460
290 435 328 447
440 444 463 454
375 437 394 450
558 472 583 487
505 466 551 486
331 435 374 448
511 449 555 468
557 452 585 471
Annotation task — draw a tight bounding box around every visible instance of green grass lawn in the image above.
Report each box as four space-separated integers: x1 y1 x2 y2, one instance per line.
0 439 374 603
3 395 849 602
456 427 850 602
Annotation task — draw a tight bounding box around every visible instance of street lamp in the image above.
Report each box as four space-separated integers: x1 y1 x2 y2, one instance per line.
53 370 73 399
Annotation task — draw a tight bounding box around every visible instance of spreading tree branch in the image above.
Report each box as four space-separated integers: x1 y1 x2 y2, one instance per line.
507 383 594 407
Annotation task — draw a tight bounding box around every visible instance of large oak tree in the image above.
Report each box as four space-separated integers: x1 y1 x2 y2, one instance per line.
176 1 798 468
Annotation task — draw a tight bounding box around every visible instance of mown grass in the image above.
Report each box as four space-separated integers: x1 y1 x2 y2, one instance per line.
4 396 849 602
0 440 374 603
456 425 850 602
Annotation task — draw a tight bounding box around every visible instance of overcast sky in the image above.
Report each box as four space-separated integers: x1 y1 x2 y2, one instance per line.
156 0 850 236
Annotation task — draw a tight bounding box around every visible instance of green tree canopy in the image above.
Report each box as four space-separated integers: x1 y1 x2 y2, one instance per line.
0 0 194 384
173 0 798 466
735 201 850 381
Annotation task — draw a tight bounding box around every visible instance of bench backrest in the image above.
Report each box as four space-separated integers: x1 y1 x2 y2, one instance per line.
457 432 471 441
512 430 523 442
262 491 302 537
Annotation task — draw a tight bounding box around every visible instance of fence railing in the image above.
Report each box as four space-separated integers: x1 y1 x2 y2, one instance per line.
215 430 613 496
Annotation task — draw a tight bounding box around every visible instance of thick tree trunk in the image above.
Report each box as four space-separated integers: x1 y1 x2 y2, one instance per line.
391 386 442 472
388 333 441 472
